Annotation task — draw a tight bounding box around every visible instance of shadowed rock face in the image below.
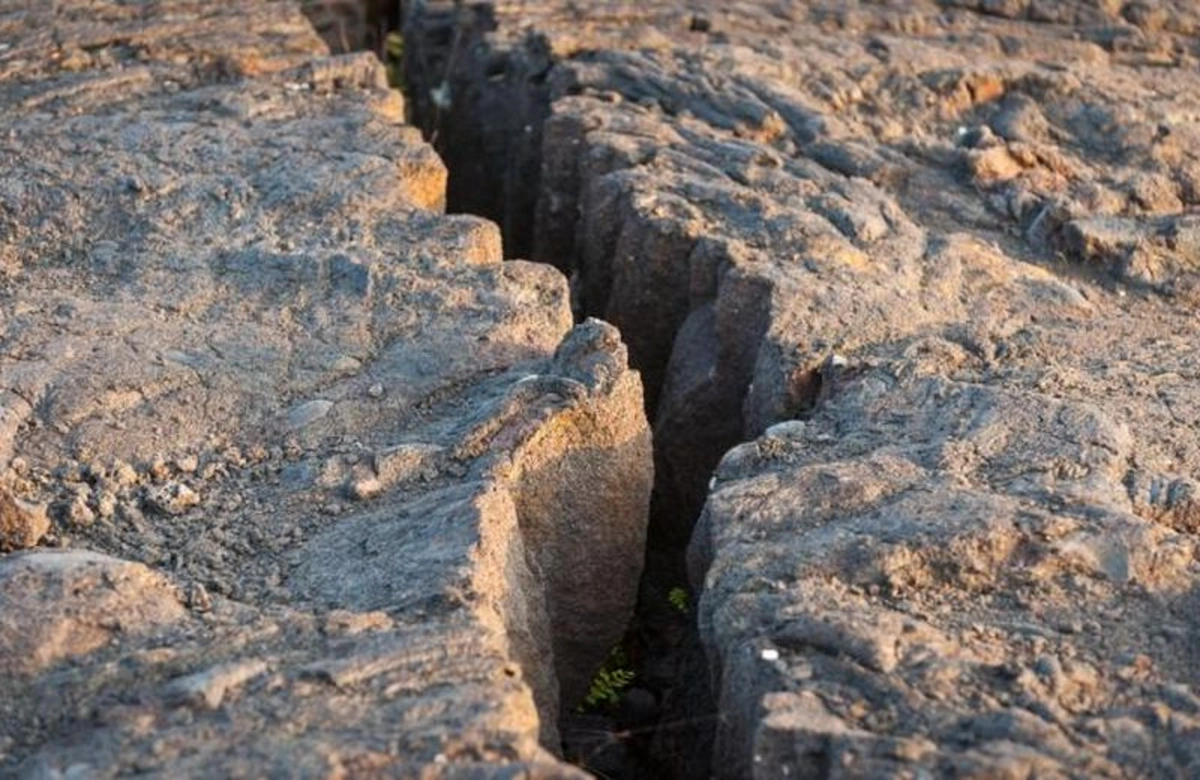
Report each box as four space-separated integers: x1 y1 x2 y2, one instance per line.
0 2 651 776
404 1 1200 777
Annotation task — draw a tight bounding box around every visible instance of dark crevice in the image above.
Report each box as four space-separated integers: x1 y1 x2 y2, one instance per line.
401 2 552 261
302 0 401 57
399 4 723 777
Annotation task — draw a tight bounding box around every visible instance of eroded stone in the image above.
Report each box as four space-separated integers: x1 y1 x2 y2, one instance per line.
0 2 648 777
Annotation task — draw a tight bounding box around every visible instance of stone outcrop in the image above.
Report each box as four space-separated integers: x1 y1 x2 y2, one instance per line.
691 343 1200 776
6 0 1200 776
405 1 1200 777
0 2 651 776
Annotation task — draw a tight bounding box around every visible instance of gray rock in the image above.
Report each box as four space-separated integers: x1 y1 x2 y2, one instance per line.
0 488 49 552
0 551 187 677
0 2 644 777
404 2 1200 776
691 362 1200 777
143 482 200 517
165 659 269 711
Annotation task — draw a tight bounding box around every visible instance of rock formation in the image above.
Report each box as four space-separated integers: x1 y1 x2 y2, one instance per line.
406 1 1200 777
5 0 1200 777
0 2 651 776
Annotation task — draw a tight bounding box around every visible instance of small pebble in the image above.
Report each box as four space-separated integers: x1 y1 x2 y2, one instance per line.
145 482 200 516
0 487 50 551
66 495 96 528
94 490 118 519
287 400 333 431
348 476 382 501
187 582 212 613
111 460 139 488
147 457 171 482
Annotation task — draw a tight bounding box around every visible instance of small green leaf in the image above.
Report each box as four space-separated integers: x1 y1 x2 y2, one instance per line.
667 586 690 613
385 31 404 59
579 645 636 712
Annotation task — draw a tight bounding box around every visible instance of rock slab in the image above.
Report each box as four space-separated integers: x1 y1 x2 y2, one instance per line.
0 1 651 776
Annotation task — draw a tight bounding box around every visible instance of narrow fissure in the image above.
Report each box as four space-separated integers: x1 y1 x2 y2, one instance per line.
401 2 554 262
389 3 725 777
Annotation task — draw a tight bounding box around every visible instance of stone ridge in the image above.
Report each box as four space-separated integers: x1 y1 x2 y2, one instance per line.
406 1 1200 777
0 1 651 777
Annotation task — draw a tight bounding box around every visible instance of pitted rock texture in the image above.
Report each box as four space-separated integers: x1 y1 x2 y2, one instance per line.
0 2 651 776
406 0 1200 537
406 1 1200 777
691 338 1200 777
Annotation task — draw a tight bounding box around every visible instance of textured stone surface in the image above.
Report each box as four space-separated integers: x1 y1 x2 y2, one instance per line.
406 1 1200 777
0 2 650 776
0 550 187 677
0 487 49 552
691 343 1200 777
407 0 1200 528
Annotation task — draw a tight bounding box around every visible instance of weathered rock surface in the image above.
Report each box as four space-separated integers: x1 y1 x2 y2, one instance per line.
0 1 651 776
692 343 1200 777
0 550 187 678
406 1 1200 777
0 487 49 551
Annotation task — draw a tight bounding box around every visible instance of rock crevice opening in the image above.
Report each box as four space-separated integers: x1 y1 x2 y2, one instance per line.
402 2 1200 778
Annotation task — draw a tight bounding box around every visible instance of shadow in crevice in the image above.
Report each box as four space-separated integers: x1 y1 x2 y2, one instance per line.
300 0 400 56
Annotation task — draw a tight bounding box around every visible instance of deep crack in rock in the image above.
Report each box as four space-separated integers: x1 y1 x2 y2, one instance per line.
402 1 1200 778
5 1 1200 778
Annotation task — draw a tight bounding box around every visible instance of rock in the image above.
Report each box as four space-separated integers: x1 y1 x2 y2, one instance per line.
322 609 394 636
285 399 334 431
10 0 1199 776
403 2 1200 777
0 2 645 776
144 482 200 516
0 551 186 677
165 659 269 710
405 0 1200 520
64 495 96 528
0 488 49 552
690 363 1200 777
293 320 652 732
110 461 139 489
93 490 118 519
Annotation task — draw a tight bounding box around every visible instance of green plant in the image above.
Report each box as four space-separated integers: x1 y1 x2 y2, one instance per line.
667 586 690 614
580 645 635 712
384 30 405 89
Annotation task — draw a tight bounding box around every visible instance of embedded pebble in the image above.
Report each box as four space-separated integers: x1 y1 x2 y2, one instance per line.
287 400 333 430
144 482 200 516
0 487 50 551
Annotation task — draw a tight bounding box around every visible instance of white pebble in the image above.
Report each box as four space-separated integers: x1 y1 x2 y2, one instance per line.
287 399 333 430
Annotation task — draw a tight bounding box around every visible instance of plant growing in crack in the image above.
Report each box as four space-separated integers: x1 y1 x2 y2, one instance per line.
667 586 690 614
384 29 405 89
579 645 635 712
